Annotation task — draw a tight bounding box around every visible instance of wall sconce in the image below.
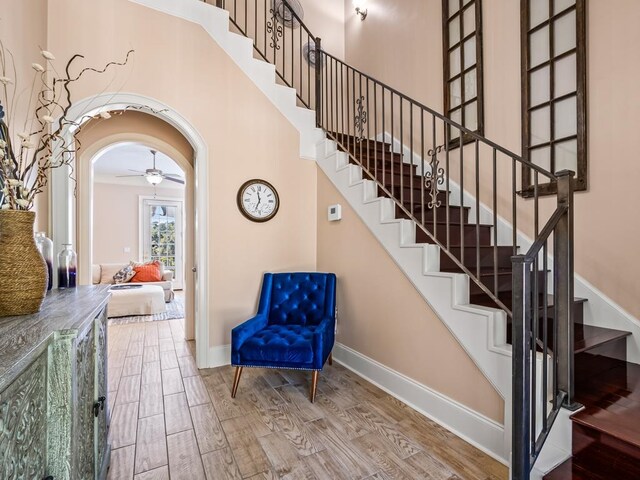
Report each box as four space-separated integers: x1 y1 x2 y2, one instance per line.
353 0 368 21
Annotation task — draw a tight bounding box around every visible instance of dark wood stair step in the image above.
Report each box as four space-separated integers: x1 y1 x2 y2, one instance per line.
571 360 640 463
566 420 640 480
416 222 492 247
441 245 515 270
441 267 518 295
379 185 450 204
574 325 631 355
366 172 426 189
395 203 471 224
543 458 606 480
349 152 407 168
470 290 586 314
368 169 426 185
330 133 391 150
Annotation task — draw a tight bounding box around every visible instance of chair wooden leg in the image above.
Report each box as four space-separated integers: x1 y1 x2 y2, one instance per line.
310 370 319 403
328 352 333 366
231 366 243 398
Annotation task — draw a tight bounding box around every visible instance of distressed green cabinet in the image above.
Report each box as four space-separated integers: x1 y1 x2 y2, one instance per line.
0 353 48 479
0 286 111 480
95 309 109 477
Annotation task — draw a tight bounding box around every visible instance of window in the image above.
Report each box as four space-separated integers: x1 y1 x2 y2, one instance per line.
442 0 484 145
521 0 587 196
140 198 184 289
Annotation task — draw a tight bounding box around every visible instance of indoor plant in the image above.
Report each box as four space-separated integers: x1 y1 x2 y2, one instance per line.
0 44 133 316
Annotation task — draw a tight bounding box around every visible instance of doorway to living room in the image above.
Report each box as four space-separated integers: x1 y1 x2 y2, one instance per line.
51 99 209 368
92 143 188 322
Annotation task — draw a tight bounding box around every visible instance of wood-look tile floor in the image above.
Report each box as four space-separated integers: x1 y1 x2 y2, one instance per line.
107 319 508 480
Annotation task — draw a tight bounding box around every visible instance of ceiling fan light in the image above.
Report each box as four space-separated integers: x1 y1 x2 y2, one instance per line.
146 173 163 185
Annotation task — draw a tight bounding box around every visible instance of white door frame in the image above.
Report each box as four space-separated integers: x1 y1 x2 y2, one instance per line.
139 196 185 290
50 92 210 368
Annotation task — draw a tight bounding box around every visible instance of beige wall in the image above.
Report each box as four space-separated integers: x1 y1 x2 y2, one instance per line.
344 0 640 320
302 0 345 59
46 0 318 347
93 182 183 265
317 167 504 422
0 0 48 232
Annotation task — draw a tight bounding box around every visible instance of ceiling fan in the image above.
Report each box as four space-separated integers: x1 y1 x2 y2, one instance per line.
116 149 185 185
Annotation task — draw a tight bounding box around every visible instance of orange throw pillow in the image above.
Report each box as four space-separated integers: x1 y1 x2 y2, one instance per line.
131 260 163 283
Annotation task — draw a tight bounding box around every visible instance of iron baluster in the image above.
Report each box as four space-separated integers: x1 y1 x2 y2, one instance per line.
354 97 367 143
266 8 283 51
425 145 445 210
315 37 322 127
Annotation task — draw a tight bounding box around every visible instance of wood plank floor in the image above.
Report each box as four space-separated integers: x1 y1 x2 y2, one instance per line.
107 319 508 479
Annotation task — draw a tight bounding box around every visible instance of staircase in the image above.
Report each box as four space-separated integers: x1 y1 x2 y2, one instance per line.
134 0 640 477
336 133 639 479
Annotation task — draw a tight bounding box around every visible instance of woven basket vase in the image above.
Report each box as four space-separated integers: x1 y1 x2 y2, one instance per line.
0 210 48 317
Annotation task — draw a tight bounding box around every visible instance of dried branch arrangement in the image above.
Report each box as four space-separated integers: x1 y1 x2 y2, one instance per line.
0 44 134 210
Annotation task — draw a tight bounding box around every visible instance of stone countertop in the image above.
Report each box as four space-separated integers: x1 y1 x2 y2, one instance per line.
0 285 111 391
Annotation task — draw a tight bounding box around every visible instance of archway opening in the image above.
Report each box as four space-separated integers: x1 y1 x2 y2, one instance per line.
50 97 209 367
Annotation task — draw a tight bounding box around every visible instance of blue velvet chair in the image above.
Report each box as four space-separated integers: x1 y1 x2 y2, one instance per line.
231 272 337 402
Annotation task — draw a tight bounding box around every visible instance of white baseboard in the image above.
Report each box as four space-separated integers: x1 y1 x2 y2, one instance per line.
208 344 231 368
333 342 509 464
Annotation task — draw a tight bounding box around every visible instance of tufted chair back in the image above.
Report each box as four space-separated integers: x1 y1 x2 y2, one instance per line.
258 273 336 327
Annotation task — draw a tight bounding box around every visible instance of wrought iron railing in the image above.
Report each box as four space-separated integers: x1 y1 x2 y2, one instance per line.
211 0 319 109
209 0 576 476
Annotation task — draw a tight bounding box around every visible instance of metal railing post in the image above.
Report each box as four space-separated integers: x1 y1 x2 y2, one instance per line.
512 254 533 480
554 170 579 410
315 37 322 128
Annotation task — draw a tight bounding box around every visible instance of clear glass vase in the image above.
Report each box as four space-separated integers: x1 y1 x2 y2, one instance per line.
57 244 77 289
35 232 54 291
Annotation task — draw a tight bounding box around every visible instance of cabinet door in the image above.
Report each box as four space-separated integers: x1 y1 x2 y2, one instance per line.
75 321 96 480
94 307 109 478
0 353 48 480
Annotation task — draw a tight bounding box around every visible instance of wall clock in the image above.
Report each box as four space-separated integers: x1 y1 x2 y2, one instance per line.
237 179 280 222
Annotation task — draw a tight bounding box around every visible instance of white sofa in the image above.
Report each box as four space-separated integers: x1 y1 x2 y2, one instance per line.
92 263 175 302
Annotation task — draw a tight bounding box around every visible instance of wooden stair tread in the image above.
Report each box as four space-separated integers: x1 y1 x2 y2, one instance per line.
469 291 586 310
543 458 604 480
543 458 618 480
574 324 631 354
572 360 640 449
571 409 640 452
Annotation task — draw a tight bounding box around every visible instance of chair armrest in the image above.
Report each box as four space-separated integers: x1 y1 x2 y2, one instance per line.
231 314 269 363
162 270 174 282
312 317 336 369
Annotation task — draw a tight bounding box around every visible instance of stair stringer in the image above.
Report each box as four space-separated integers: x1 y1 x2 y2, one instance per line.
128 0 324 160
318 138 515 457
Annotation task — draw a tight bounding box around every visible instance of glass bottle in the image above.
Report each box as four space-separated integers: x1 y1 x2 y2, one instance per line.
35 232 54 291
57 244 77 289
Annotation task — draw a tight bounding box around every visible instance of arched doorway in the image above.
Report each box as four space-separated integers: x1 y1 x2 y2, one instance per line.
50 93 210 368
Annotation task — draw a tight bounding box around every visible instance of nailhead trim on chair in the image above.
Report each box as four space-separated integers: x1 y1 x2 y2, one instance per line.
231 364 322 371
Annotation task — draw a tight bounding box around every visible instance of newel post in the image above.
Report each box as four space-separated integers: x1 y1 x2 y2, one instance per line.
555 170 579 410
512 254 533 480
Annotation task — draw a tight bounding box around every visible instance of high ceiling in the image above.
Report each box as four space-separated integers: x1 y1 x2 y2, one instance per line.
93 143 185 189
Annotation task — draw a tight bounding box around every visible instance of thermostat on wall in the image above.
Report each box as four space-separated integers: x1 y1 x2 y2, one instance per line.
328 204 342 221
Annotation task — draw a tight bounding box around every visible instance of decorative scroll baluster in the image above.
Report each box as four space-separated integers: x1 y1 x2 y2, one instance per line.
425 145 445 209
354 96 367 142
266 8 283 50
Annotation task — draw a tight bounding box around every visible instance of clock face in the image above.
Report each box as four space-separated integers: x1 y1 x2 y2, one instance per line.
237 179 280 222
